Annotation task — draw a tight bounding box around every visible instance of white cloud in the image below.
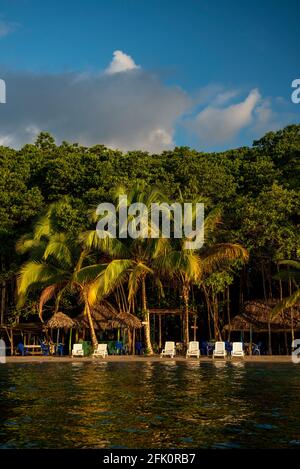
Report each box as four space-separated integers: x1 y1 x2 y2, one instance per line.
190 88 261 144
0 52 189 152
105 50 140 75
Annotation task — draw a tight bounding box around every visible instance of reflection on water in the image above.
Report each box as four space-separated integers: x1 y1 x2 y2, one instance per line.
0 361 300 448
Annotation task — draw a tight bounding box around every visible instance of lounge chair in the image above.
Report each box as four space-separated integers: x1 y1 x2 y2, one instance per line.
160 341 175 358
93 343 108 358
186 341 200 358
231 342 244 358
72 343 84 357
213 341 226 358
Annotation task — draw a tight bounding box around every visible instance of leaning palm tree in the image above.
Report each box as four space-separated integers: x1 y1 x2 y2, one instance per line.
16 204 105 350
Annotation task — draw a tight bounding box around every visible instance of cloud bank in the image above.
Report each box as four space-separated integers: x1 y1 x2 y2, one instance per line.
0 50 293 152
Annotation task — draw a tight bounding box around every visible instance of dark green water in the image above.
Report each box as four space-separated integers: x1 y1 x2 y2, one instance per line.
0 361 300 448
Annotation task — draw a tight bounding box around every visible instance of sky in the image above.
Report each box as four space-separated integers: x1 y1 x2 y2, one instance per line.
0 0 299 152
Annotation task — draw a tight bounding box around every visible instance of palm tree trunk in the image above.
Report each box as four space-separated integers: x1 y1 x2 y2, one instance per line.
289 278 295 343
182 283 189 349
141 278 153 355
227 286 231 342
0 280 5 325
85 301 98 350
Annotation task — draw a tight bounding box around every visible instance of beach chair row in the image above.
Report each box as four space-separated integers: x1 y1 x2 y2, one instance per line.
71 341 245 358
160 341 245 358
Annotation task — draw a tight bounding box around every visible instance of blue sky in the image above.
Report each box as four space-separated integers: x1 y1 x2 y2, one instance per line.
0 0 299 152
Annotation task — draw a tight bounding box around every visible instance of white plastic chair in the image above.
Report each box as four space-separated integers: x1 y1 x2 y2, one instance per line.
213 341 226 358
231 342 244 358
160 341 176 358
186 341 200 358
72 343 84 357
93 343 108 358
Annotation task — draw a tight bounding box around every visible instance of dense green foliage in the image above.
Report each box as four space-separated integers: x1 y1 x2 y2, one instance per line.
1 125 299 341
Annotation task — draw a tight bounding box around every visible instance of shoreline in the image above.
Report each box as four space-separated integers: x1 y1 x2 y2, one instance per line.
3 355 294 364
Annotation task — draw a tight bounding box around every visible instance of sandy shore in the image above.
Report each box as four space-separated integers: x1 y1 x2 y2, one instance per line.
4 355 294 363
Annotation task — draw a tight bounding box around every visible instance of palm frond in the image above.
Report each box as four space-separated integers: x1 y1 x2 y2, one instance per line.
17 261 68 302
79 230 127 258
203 207 222 238
16 234 41 255
202 243 248 273
272 289 300 317
73 264 107 285
278 260 300 270
43 233 73 267
128 262 153 302
87 259 133 305
38 283 67 321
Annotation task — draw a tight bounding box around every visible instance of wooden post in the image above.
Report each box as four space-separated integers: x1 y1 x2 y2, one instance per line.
268 313 272 355
191 315 198 341
249 324 253 356
69 328 72 356
10 327 13 356
284 331 288 355
158 314 162 349
152 313 155 345
132 328 135 355
0 280 5 325
181 314 183 342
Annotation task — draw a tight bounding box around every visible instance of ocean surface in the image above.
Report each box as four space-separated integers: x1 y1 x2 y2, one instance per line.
0 361 299 448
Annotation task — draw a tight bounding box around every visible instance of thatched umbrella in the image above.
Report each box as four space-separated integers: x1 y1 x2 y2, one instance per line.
223 300 300 354
76 304 142 331
46 312 77 329
45 312 78 354
109 311 142 329
76 303 142 354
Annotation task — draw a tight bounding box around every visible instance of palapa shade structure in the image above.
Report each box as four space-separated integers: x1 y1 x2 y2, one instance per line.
45 312 78 329
109 310 142 330
223 300 300 354
223 300 300 333
76 303 142 331
45 312 78 354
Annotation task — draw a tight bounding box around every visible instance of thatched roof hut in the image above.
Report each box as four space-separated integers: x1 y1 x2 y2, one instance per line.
224 300 300 332
110 310 142 329
76 303 142 331
45 312 78 329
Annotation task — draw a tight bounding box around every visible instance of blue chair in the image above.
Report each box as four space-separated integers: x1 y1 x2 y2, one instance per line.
17 342 26 356
207 342 214 356
225 341 232 354
41 343 50 356
135 341 143 355
200 341 208 355
115 341 123 355
56 343 64 356
38 338 50 356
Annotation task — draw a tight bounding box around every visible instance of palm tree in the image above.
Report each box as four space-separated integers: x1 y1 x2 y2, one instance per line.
156 207 248 346
81 183 169 355
16 204 105 350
